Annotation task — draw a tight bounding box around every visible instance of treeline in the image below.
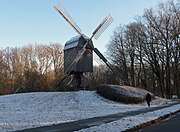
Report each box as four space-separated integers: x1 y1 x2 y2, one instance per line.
107 1 180 98
0 43 64 94
0 43 109 94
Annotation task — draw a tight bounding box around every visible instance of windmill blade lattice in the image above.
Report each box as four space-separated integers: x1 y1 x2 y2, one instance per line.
92 14 114 40
54 3 82 35
93 48 114 72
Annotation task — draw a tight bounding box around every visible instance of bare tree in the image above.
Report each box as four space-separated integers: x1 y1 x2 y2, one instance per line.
46 43 64 78
107 0 180 98
107 25 130 85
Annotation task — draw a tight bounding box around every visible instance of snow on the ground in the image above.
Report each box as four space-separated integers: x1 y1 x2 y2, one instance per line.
0 91 173 132
76 104 180 132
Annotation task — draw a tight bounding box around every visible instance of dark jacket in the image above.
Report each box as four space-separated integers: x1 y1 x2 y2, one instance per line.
146 93 151 102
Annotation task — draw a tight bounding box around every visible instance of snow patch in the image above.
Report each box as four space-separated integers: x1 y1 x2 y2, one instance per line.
0 91 173 131
76 104 180 132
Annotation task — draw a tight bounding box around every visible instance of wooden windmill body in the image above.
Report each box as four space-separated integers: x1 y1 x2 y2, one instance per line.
54 3 114 90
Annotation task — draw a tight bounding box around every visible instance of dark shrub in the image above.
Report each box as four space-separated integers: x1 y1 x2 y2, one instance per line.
97 84 153 104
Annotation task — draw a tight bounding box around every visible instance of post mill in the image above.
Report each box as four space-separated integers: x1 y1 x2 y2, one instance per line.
54 2 114 90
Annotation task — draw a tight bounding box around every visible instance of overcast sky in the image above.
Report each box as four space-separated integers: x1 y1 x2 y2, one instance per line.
0 0 171 52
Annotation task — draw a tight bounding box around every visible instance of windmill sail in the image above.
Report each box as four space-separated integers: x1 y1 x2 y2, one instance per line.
91 14 114 71
54 3 82 35
91 14 114 39
93 48 114 72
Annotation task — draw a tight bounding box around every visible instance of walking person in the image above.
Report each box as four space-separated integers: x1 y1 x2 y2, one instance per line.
145 93 151 107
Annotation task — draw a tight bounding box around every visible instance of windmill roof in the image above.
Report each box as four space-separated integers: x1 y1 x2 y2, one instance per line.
64 34 90 50
66 34 89 43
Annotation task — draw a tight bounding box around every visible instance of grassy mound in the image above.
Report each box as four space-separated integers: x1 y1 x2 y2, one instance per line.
97 84 154 104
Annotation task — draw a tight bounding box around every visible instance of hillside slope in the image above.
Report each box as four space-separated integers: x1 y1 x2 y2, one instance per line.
0 91 170 131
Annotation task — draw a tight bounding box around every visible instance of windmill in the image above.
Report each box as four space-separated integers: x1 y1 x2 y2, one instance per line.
54 2 114 90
